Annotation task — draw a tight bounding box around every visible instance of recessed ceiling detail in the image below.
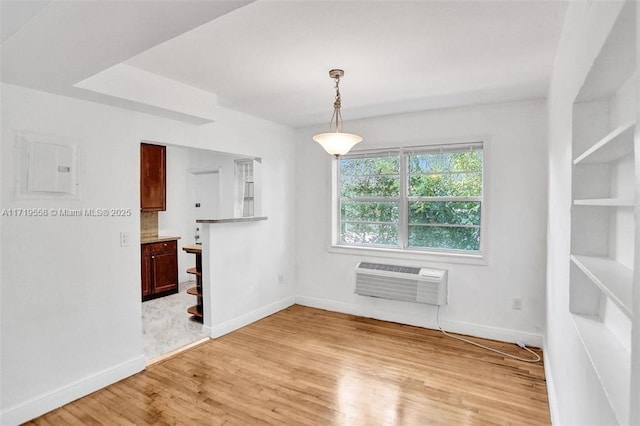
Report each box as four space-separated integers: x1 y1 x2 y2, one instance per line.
2 0 568 127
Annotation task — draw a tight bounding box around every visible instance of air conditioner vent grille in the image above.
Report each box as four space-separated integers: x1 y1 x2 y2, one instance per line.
357 262 421 275
355 262 447 306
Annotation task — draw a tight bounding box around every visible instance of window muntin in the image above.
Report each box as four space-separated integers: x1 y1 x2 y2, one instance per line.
337 143 483 253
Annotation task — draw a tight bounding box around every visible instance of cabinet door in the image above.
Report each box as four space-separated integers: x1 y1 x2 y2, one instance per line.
151 251 178 294
140 143 166 211
141 252 152 300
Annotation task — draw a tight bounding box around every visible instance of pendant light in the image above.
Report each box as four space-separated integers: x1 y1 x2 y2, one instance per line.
312 69 363 157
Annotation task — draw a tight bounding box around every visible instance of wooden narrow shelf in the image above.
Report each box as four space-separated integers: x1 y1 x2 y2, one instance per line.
187 305 203 318
571 314 630 424
570 255 633 319
186 267 201 276
573 198 634 207
182 245 204 322
182 244 202 254
186 287 202 297
573 121 635 165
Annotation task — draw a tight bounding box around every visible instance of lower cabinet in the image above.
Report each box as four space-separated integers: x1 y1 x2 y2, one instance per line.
141 240 178 301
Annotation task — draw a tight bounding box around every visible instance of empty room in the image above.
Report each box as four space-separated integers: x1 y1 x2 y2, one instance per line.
1 0 639 425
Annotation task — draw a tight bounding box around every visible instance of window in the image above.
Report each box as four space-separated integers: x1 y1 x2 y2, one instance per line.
235 159 254 217
336 142 483 253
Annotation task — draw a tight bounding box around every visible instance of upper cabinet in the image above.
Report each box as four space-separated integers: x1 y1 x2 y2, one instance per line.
140 143 166 211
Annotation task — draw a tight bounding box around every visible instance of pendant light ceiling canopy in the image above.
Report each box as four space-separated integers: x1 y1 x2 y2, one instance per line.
312 69 362 157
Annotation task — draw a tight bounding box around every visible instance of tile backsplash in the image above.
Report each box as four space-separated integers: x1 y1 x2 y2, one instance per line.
141 211 158 239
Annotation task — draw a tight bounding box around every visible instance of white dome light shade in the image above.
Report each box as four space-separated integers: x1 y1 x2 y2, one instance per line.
312 132 363 157
312 69 362 157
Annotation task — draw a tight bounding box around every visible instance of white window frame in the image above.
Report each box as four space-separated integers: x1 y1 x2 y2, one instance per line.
330 141 487 263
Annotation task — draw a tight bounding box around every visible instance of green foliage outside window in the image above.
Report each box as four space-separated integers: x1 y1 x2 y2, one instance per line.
408 201 480 226
408 225 480 251
341 201 398 222
409 151 482 197
340 223 398 246
339 147 483 251
340 156 399 198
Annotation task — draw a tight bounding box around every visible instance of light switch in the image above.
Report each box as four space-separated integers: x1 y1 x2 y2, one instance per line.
120 232 130 247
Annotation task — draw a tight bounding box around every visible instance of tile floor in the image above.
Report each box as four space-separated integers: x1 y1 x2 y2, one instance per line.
142 281 207 360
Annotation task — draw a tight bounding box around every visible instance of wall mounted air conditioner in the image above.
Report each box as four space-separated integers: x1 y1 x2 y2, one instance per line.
355 262 448 306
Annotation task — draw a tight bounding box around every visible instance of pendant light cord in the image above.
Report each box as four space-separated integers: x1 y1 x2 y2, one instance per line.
436 306 541 363
330 75 343 133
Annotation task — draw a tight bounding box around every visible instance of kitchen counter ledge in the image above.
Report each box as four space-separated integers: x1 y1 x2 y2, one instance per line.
141 236 181 244
196 217 267 224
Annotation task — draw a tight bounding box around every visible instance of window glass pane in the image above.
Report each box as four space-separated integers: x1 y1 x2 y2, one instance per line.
336 145 483 253
408 225 480 251
409 201 481 226
340 156 399 176
409 150 482 174
341 175 400 197
340 223 398 246
408 173 482 197
341 201 399 222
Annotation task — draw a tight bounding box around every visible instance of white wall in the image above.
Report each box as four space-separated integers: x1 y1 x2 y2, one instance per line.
199 148 297 337
546 1 630 424
294 100 548 346
201 219 296 338
188 149 240 219
0 82 296 425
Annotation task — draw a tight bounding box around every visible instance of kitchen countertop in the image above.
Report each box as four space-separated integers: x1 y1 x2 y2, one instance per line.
141 236 181 244
182 244 202 254
196 217 268 224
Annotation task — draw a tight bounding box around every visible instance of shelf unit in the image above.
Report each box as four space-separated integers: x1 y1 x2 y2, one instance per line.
182 244 203 322
573 198 634 207
570 121 636 425
571 314 631 422
569 6 637 423
573 121 635 165
571 255 633 319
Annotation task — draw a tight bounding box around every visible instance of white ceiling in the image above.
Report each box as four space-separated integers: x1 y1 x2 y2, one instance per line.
1 0 568 128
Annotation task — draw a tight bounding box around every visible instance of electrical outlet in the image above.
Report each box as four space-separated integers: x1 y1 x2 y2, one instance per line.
120 231 130 247
278 274 284 285
512 297 522 310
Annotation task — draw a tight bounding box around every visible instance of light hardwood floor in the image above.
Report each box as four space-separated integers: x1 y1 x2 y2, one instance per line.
27 305 549 425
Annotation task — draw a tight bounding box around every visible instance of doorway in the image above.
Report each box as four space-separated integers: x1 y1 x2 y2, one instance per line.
140 145 255 362
192 169 220 244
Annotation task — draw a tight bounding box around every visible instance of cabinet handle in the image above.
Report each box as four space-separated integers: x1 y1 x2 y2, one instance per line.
152 256 155 259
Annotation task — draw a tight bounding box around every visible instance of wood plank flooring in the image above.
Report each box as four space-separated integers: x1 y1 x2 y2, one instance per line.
26 305 550 425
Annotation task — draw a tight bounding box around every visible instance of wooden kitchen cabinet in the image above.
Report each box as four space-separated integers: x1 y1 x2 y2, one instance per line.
140 143 166 211
141 240 178 301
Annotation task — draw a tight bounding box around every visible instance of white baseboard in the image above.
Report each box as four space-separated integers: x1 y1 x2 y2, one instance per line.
1 355 145 426
543 337 560 425
440 317 543 347
204 296 296 339
295 295 543 347
295 295 355 316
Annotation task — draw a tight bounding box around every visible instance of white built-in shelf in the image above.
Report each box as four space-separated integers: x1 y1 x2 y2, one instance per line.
574 121 635 165
573 198 634 207
572 314 630 425
570 255 633 319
